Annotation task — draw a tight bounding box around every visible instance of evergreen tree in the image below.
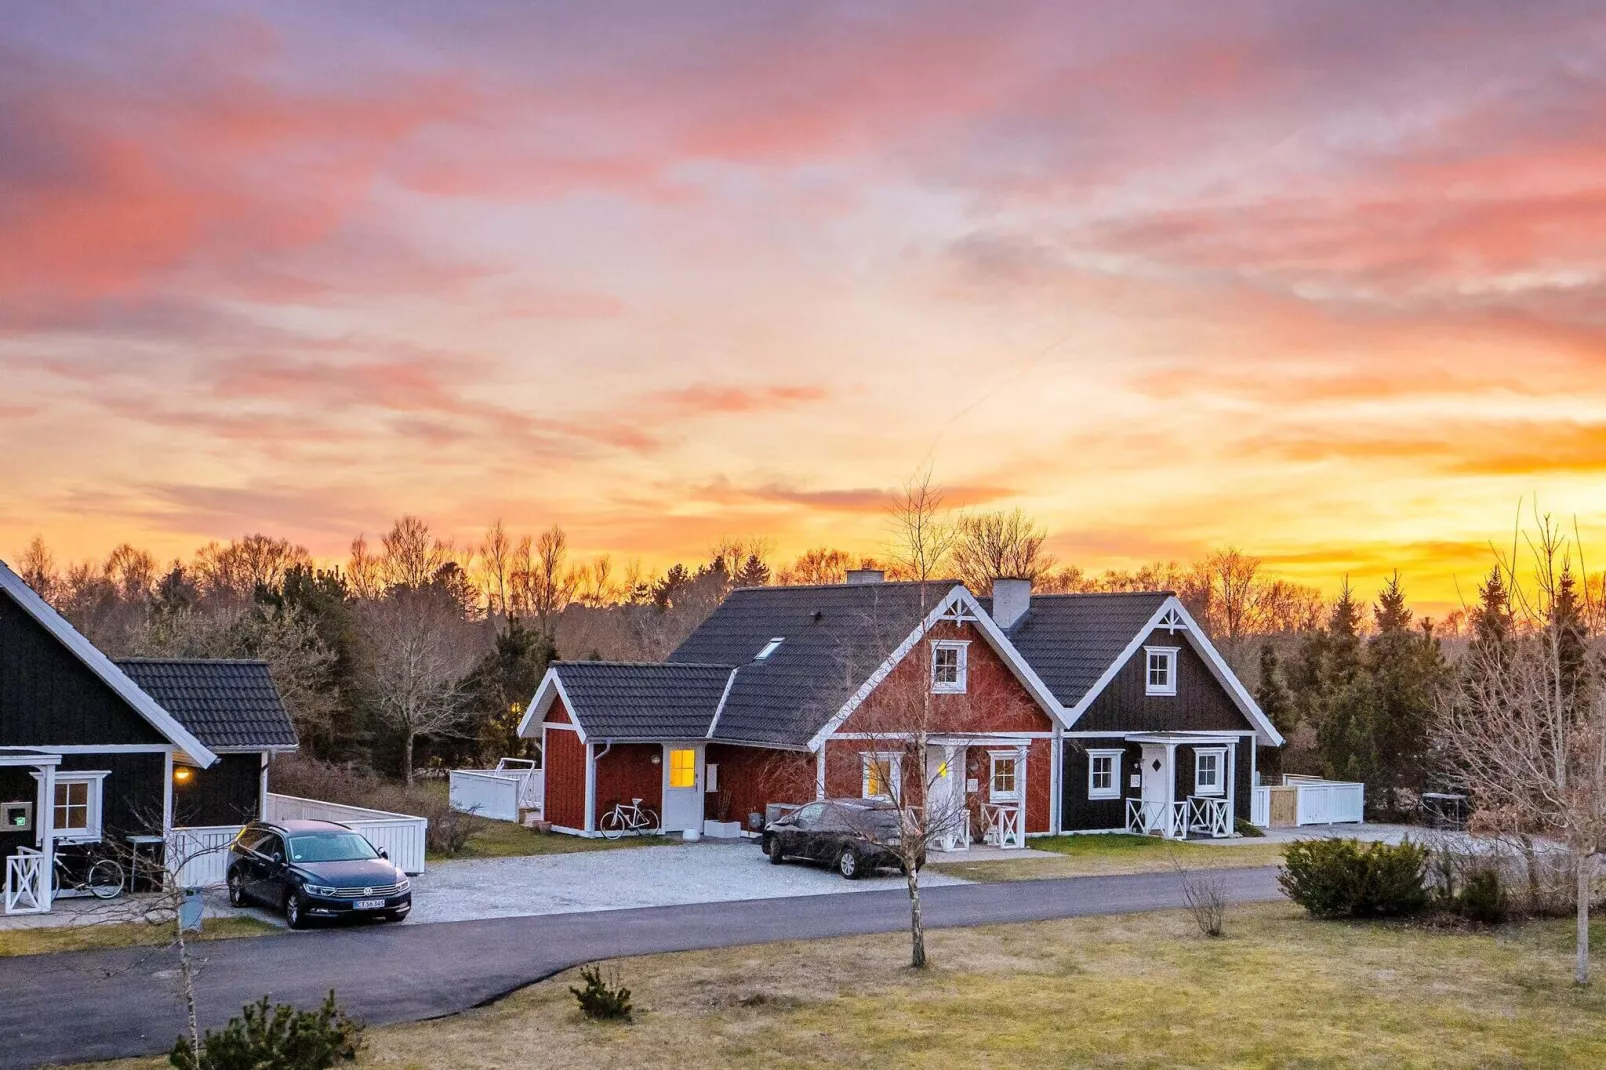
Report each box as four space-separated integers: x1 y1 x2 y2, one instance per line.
1469 565 1512 660
1365 572 1445 813
1255 643 1295 779
461 620 556 763
1312 578 1381 788
1552 564 1590 718
734 553 771 588
651 563 692 611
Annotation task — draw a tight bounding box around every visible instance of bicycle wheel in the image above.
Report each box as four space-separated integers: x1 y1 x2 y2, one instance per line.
88 858 126 899
637 808 659 832
600 807 626 840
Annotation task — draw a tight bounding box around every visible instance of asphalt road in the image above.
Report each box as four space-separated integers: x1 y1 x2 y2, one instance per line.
0 865 1282 1070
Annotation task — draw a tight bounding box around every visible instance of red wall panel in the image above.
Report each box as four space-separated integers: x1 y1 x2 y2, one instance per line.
542 721 587 831
592 743 662 828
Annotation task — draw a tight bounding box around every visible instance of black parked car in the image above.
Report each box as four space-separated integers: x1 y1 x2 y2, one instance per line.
227 819 412 929
762 799 923 879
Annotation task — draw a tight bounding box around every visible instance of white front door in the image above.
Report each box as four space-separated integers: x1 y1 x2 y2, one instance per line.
1139 745 1174 835
926 745 966 848
661 745 703 832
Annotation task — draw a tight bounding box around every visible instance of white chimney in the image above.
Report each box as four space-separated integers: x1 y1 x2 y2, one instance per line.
991 578 1031 628
845 569 885 585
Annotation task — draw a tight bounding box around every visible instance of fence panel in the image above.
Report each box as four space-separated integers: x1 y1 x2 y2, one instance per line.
263 794 428 874
1250 786 1271 828
449 770 521 822
168 825 243 888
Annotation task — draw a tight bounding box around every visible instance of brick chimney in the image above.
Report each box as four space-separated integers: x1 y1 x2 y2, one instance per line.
991 578 1031 628
845 569 885 585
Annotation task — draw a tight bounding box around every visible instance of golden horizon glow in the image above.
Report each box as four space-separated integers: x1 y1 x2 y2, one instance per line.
3 3 1605 618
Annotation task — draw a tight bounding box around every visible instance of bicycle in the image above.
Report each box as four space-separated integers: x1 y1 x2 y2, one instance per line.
599 798 658 840
52 844 126 900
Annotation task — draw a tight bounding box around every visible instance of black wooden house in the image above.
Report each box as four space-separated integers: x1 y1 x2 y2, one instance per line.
1 559 297 914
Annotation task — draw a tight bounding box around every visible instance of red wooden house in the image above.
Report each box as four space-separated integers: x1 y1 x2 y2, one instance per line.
518 572 1282 845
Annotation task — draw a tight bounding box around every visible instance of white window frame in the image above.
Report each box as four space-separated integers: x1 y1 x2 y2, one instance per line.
1087 749 1124 800
987 750 1021 803
1145 646 1178 697
930 640 970 694
861 752 902 801
32 770 110 843
1193 748 1226 797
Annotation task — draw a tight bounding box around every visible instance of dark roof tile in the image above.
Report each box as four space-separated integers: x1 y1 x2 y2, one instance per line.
115 659 299 751
552 661 733 740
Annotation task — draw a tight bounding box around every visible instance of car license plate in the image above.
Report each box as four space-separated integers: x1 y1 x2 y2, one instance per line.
354 899 386 910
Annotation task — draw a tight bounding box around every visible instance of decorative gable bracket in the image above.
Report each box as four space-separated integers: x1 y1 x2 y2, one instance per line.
1158 607 1188 633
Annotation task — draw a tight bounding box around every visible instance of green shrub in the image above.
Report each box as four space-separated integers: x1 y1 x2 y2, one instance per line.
1278 838 1428 918
171 991 362 1070
1234 818 1266 838
570 964 633 1021
1457 868 1508 925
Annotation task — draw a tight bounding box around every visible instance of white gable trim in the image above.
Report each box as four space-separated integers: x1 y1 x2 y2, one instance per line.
1061 596 1284 747
806 585 1066 751
704 667 741 740
517 667 589 745
0 561 217 767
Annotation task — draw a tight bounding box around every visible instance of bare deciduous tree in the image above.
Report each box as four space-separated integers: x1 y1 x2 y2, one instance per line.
380 516 453 590
192 535 312 600
777 547 856 586
1437 513 1606 984
357 583 480 784
951 508 1055 591
346 534 384 600
478 519 514 619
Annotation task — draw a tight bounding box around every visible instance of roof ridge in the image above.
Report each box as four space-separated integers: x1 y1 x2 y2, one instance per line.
115 657 272 666
726 580 957 593
1028 590 1174 600
556 659 736 669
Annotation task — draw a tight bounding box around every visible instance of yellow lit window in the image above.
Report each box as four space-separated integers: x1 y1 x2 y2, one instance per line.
55 781 90 831
669 749 697 789
862 754 899 799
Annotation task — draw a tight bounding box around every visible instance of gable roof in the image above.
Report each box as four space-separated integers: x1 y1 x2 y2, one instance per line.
668 582 954 748
994 592 1174 710
0 559 218 766
114 659 299 752
531 661 736 742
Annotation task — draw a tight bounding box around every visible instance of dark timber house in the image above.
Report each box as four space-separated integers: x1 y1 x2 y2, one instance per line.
1 559 298 915
521 572 1282 845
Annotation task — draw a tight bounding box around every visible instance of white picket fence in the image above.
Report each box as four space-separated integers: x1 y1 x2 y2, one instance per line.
1249 776 1366 828
449 760 542 823
168 794 429 887
264 794 428 873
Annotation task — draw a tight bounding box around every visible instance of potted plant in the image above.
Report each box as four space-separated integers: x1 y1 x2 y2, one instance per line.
703 789 742 838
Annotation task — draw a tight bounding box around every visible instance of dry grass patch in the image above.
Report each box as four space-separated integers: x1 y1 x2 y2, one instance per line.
69 905 1606 1069
352 904 1606 1070
0 914 274 958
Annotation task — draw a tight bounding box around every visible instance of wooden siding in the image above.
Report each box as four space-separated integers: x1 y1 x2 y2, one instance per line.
838 620 1054 736
542 717 587 830
592 743 662 828
0 595 165 747
174 753 261 827
1060 738 1142 832
58 751 166 837
824 736 1054 835
703 743 814 826
1073 628 1256 734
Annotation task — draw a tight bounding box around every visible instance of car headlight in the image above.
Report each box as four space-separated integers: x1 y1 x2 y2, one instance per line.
395 875 410 893
304 884 339 897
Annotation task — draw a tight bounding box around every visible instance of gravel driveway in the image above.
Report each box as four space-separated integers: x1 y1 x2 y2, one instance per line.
405 839 968 924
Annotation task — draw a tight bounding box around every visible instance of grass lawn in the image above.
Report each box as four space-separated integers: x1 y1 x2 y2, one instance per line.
931 832 1286 882
438 820 663 861
75 902 1606 1069
0 914 274 958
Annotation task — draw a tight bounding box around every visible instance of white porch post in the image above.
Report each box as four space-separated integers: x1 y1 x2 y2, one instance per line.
1016 742 1029 840
1164 743 1178 839
38 761 55 912
1226 744 1238 834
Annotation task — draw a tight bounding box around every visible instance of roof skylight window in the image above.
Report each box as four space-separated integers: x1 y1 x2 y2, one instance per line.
755 637 785 661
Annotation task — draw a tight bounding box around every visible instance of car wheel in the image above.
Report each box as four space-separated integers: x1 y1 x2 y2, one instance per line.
767 836 786 865
284 891 310 930
227 870 246 907
837 846 862 880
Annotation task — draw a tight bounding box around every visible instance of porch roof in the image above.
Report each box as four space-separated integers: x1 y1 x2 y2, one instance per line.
0 748 61 768
1124 732 1242 746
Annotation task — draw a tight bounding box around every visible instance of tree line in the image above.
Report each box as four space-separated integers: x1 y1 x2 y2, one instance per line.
5 507 1582 805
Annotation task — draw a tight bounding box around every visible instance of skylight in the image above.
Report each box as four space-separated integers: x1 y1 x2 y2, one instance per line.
755 637 785 661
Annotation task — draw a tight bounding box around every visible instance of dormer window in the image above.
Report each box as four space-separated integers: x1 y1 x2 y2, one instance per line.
1145 646 1178 696
930 641 969 694
755 637 785 661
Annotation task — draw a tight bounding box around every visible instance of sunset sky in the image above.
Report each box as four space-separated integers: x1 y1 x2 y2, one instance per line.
3 1 1605 613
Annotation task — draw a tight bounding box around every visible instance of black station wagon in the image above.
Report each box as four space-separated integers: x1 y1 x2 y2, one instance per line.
228 819 411 929
761 799 922 879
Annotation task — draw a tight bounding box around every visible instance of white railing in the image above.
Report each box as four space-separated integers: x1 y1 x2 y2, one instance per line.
1289 778 1364 825
449 768 542 822
934 809 971 853
1125 798 1189 838
168 825 241 889
981 803 1024 849
264 794 428 874
1188 796 1231 838
4 847 48 915
1250 786 1271 827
